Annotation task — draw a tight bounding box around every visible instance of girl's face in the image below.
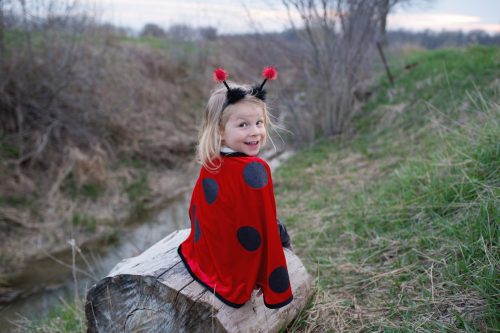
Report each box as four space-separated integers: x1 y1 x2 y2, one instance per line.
221 102 266 156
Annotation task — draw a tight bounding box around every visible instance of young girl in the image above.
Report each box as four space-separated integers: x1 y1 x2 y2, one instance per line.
177 67 293 309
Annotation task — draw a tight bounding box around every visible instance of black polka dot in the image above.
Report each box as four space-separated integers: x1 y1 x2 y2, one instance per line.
269 266 290 293
243 162 268 189
202 178 218 204
194 217 201 243
237 226 261 251
190 205 196 222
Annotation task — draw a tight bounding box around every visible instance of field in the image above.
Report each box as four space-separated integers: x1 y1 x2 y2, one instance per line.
277 46 499 332
13 46 499 332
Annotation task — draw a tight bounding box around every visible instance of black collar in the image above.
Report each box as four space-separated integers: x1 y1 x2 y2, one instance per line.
221 151 248 157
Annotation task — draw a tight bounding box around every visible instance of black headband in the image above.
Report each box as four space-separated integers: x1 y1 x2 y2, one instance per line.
213 67 278 110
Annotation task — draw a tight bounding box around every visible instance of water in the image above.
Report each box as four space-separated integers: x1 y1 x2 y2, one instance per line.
0 191 191 330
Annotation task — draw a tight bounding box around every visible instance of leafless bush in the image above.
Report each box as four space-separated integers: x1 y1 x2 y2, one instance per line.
199 26 217 41
167 24 197 42
97 41 208 166
0 0 107 167
218 1 400 146
280 0 395 141
0 1 213 205
140 23 166 38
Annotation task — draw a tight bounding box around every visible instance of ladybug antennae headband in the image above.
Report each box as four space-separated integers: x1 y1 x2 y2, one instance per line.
213 66 278 110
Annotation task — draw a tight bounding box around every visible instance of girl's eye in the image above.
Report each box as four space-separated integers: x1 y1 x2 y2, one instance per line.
256 120 264 125
239 122 248 127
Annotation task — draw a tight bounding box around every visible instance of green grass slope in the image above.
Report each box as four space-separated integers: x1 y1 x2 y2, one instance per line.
277 46 499 332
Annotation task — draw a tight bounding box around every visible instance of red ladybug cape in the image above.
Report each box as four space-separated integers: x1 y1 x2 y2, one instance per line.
178 152 293 309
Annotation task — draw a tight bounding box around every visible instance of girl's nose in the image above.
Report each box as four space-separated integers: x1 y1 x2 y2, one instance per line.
250 126 261 136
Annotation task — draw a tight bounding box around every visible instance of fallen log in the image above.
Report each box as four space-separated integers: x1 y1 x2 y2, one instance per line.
85 228 313 333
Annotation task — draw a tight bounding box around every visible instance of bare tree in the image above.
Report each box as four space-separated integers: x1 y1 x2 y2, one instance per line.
280 0 379 138
167 24 197 42
377 0 434 45
140 23 166 38
198 26 217 41
377 0 392 45
0 0 106 169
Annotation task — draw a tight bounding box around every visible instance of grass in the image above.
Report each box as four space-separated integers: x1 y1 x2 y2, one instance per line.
0 195 33 207
71 213 97 233
2 29 108 60
16 45 499 332
116 35 196 52
276 46 499 332
12 300 85 333
61 172 105 201
281 108 498 331
113 35 218 75
117 35 217 55
124 169 150 213
0 141 20 159
355 46 500 133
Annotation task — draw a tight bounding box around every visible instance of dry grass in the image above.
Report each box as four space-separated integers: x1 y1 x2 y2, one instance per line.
276 96 498 331
0 26 215 280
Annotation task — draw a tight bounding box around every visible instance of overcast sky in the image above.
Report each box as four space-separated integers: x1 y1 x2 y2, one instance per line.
99 0 500 35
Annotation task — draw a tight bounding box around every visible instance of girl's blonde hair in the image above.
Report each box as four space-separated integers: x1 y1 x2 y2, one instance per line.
197 82 273 170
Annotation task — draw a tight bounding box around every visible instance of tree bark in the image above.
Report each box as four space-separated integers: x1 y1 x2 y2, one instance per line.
85 229 313 333
376 41 394 85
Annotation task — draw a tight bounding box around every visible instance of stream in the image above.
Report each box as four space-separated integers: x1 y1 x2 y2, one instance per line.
0 191 191 330
0 150 292 331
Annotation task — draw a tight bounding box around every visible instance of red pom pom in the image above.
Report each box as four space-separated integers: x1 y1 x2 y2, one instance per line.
213 67 227 82
262 66 278 80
